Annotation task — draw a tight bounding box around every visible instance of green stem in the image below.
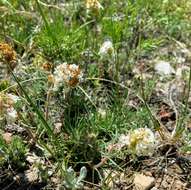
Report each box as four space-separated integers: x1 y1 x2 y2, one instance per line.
173 63 191 139
8 66 54 137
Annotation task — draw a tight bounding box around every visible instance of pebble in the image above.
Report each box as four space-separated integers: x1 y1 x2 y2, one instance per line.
134 173 155 190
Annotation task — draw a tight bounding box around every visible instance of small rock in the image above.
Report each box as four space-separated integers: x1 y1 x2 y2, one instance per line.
5 124 25 133
154 61 175 75
2 132 12 143
150 187 158 190
134 173 155 190
53 122 62 134
143 171 153 177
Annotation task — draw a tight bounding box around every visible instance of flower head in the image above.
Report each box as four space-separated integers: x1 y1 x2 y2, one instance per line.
0 42 17 70
99 40 114 58
53 63 83 91
117 128 157 156
0 93 20 124
86 0 103 14
0 43 16 62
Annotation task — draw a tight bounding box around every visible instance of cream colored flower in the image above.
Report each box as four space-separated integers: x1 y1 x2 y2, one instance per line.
53 63 83 91
86 0 103 14
129 128 156 156
117 128 157 156
97 108 107 118
0 93 20 124
99 40 114 58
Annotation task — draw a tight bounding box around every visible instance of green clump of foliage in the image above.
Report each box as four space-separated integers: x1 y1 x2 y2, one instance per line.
0 134 28 170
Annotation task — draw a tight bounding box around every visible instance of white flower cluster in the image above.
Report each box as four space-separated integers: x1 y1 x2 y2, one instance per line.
99 40 115 59
117 128 157 156
53 63 83 91
0 93 20 124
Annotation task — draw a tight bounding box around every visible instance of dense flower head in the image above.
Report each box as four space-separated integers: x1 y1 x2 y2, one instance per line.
0 42 17 71
99 40 114 58
0 93 20 124
53 63 83 91
117 128 157 156
0 42 16 63
86 0 103 14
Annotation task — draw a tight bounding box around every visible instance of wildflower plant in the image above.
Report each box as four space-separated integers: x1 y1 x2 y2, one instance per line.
62 165 87 190
0 0 191 189
98 39 116 79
